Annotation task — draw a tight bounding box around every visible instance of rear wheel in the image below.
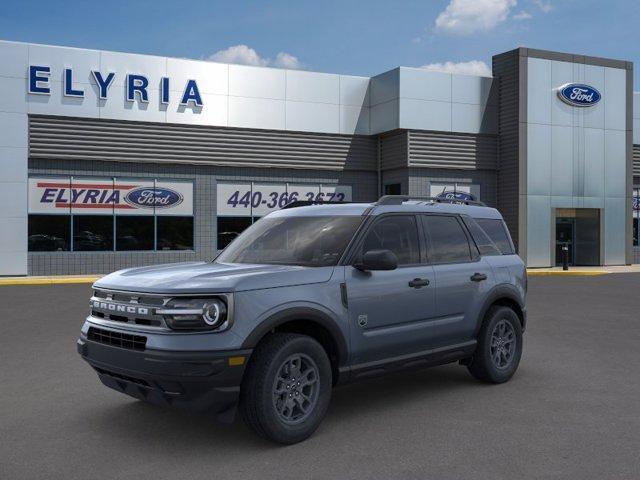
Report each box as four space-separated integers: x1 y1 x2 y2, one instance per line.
239 333 332 444
467 306 523 384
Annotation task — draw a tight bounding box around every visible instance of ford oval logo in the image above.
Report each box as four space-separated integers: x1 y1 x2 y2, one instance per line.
436 191 475 201
124 187 183 209
557 83 601 107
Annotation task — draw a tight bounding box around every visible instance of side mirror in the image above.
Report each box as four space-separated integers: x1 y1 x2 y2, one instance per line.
354 249 398 271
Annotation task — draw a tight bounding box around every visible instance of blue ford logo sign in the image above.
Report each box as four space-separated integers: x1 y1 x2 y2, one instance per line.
557 83 601 107
125 187 183 209
436 191 475 201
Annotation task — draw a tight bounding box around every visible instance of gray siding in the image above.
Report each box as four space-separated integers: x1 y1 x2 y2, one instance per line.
379 130 408 171
492 49 522 252
634 144 640 177
28 115 378 172
408 131 497 170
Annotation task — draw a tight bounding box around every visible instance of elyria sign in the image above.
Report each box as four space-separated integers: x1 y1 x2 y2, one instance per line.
28 65 204 107
557 83 601 107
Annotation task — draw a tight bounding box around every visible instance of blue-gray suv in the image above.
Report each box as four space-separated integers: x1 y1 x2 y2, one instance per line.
78 195 527 444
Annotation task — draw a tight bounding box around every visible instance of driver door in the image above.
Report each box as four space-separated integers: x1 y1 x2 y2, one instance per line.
345 214 436 366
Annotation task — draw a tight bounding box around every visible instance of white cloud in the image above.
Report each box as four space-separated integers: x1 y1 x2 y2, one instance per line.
421 60 492 77
207 44 302 69
273 52 302 69
435 0 517 35
532 0 553 13
513 10 532 20
208 45 268 67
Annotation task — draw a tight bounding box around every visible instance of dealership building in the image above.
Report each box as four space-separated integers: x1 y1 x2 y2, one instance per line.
0 39 638 275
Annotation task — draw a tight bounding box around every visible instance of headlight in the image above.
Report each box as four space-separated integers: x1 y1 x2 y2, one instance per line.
158 298 229 331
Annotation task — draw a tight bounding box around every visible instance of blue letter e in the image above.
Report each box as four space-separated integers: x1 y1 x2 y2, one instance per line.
29 65 51 94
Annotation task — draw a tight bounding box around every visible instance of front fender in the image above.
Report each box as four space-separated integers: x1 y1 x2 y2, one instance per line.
240 303 349 366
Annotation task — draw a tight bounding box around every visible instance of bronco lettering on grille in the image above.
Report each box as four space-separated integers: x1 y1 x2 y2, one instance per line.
91 300 149 316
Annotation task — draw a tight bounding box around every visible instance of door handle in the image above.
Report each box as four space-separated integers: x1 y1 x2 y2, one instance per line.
408 278 430 288
470 272 488 282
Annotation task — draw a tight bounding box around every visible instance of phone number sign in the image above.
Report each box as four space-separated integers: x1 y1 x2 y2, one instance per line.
216 183 352 217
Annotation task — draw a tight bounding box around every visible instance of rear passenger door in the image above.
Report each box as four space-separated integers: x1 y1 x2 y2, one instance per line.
420 215 494 346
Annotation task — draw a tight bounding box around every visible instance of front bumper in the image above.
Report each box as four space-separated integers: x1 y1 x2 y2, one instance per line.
77 333 252 420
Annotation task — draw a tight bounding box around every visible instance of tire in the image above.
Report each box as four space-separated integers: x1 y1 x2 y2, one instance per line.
239 333 332 444
467 306 523 384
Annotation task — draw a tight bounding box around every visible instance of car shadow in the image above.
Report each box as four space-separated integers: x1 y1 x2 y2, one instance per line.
88 363 488 450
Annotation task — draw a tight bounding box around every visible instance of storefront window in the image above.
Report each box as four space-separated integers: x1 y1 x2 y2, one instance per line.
217 217 252 250
28 215 71 251
384 183 401 195
157 217 194 250
116 216 154 251
215 182 353 250
73 216 114 251
28 176 195 253
429 182 480 202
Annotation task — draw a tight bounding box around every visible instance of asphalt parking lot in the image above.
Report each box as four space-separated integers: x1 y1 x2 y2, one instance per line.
1 275 640 480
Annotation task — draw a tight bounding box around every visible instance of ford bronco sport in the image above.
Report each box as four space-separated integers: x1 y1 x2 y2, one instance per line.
78 195 527 444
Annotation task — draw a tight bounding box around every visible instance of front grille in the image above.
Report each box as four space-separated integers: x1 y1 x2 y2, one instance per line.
88 327 147 351
90 289 167 329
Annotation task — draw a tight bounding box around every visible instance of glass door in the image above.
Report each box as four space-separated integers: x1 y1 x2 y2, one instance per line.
555 217 574 266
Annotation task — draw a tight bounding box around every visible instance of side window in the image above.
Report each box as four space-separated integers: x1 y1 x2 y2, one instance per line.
360 215 420 265
462 217 501 256
475 218 515 254
422 215 472 263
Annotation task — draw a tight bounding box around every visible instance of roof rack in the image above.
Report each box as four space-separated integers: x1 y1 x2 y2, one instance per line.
280 200 352 210
375 195 486 207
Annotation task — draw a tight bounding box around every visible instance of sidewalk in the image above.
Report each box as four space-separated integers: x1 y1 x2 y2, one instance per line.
526 265 640 276
0 275 101 286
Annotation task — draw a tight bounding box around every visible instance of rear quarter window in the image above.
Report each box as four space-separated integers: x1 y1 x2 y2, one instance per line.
462 217 501 256
475 218 515 255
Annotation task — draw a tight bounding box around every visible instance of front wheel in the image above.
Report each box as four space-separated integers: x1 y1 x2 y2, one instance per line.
239 333 332 444
467 306 523 384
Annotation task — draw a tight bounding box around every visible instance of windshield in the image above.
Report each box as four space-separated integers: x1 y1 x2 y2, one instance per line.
216 216 363 267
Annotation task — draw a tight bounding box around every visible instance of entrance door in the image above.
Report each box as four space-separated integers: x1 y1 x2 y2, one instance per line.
555 218 574 266
555 209 600 266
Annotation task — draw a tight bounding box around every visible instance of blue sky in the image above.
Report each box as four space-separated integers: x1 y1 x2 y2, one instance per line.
1 0 639 86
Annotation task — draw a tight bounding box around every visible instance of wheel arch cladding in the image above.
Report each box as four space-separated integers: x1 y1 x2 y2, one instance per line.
476 285 526 334
242 307 348 384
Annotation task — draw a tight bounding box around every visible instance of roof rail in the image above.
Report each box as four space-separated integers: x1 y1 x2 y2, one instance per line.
376 195 486 207
280 200 352 210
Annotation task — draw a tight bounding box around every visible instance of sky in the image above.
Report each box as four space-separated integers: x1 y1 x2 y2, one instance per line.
1 0 640 87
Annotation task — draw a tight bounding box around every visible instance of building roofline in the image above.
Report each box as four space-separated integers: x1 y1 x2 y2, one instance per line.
494 46 632 70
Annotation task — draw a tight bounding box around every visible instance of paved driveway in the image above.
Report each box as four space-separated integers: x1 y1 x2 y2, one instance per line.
1 275 639 479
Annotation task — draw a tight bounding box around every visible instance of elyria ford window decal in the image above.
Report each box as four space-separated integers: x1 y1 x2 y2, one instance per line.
27 65 204 107
556 83 601 107
28 177 193 216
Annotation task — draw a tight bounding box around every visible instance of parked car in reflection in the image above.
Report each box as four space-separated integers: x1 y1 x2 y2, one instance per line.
28 234 68 251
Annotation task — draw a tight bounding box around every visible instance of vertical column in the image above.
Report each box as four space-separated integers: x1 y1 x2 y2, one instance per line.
0 41 29 275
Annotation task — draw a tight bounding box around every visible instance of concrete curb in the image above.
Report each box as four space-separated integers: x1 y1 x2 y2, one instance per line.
526 270 609 276
0 276 101 286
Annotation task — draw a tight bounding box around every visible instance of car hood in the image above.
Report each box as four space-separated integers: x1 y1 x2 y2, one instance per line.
93 261 335 294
